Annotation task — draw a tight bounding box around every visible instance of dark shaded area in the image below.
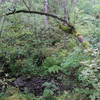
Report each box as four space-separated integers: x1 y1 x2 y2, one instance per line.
12 76 67 96
0 75 76 96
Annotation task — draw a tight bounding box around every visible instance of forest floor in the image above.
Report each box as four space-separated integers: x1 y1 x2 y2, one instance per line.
0 74 77 96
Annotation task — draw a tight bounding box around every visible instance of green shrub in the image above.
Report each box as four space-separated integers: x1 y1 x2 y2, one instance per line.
77 47 100 100
60 47 89 76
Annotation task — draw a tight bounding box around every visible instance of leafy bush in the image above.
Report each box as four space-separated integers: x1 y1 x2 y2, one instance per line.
77 47 100 100
60 47 88 77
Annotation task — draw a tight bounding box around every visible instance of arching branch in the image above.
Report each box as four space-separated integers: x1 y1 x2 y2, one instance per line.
2 9 73 28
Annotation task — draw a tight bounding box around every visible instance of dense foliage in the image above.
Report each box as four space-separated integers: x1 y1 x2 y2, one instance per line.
0 0 100 100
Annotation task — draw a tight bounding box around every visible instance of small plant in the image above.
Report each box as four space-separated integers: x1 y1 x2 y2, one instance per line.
43 82 58 100
61 47 87 76
78 47 100 100
42 55 63 74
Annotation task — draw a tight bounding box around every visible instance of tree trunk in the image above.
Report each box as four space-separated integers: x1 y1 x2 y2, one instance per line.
63 0 68 48
63 0 68 21
71 0 78 8
44 0 49 26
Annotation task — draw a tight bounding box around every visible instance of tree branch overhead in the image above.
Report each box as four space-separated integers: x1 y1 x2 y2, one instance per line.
3 9 72 27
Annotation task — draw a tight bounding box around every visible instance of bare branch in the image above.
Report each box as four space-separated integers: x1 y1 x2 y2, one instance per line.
22 0 31 11
2 9 73 28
